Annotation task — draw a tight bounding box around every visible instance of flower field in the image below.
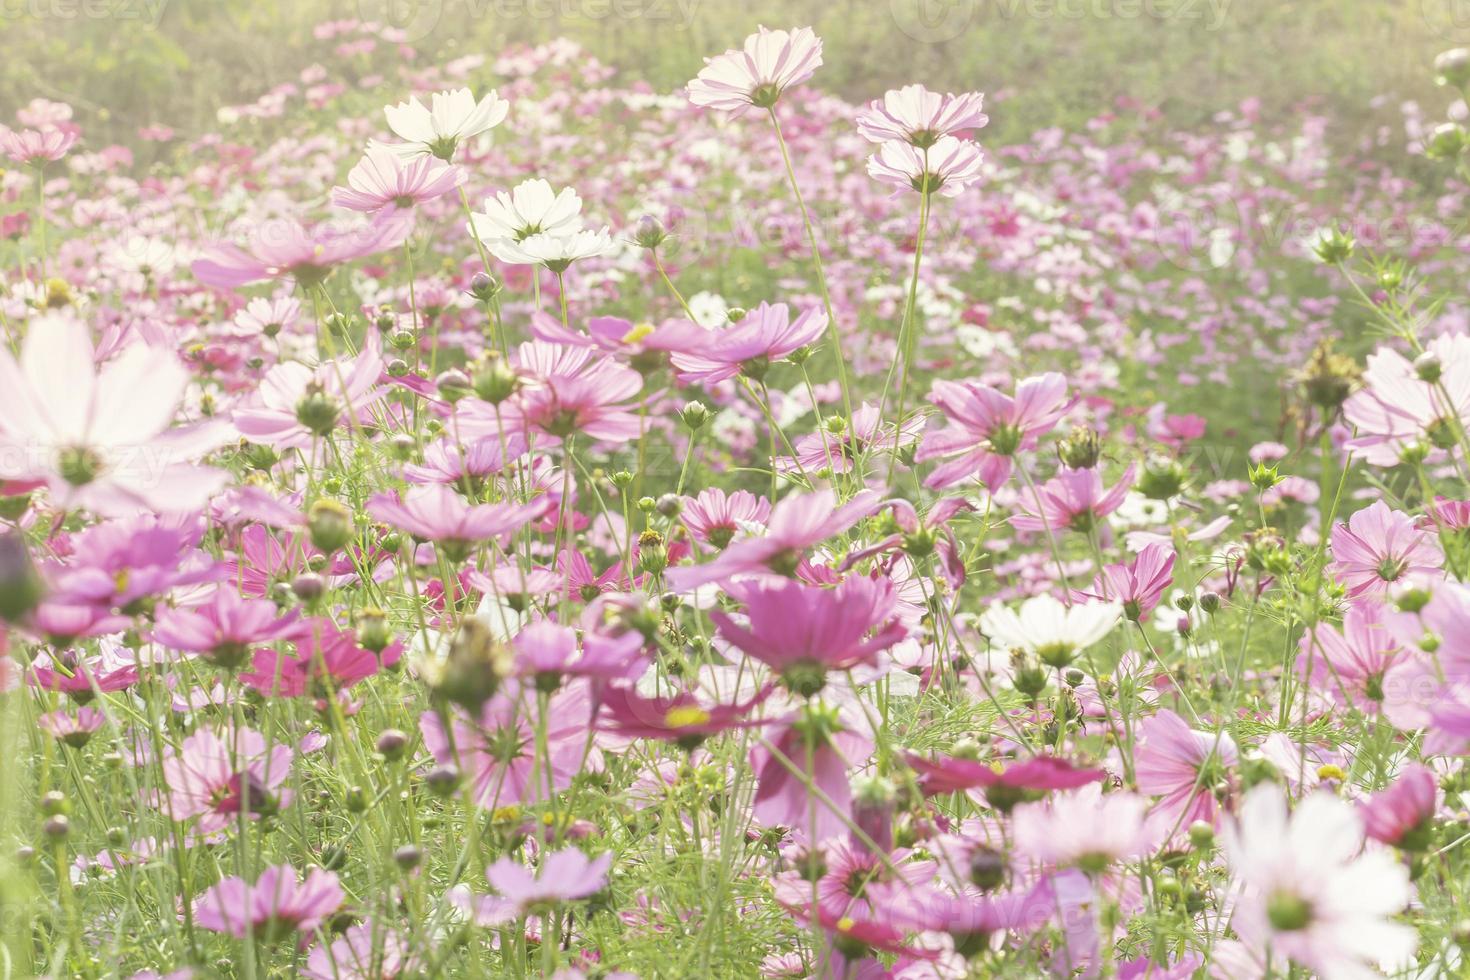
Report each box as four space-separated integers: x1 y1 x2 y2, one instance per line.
4 15 1470 979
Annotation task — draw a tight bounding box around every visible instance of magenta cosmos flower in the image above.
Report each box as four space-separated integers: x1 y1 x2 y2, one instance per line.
192 210 412 289
866 136 986 198
1011 463 1137 534
162 726 293 832
1134 708 1237 828
1297 600 1405 711
1078 542 1175 622
686 26 823 113
917 373 1071 491
665 488 880 591
711 575 907 694
367 484 551 555
195 864 343 941
28 647 138 703
0 314 229 515
331 147 464 214
1329 501 1443 598
1221 784 1417 978
856 84 988 146
669 302 828 385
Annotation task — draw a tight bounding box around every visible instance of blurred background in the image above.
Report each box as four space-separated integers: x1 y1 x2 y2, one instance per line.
0 0 1459 148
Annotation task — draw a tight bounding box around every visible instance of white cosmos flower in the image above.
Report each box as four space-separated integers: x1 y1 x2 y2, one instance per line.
469 179 584 244
377 88 509 161
1222 784 1417 978
490 228 617 271
979 593 1121 668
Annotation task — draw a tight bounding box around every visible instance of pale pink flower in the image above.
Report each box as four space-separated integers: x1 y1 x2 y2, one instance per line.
856 84 988 146
1014 783 1156 870
866 136 985 197
0 314 229 515
670 302 828 385
1134 708 1237 828
917 373 1070 491
686 27 823 113
1011 464 1137 534
232 335 386 450
193 211 413 289
1344 333 1470 465
1 127 78 165
195 864 343 940
331 147 464 213
1328 501 1443 598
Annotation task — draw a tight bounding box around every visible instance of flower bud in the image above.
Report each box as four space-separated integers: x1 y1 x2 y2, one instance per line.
291 572 326 603
471 353 520 404
1425 122 1469 161
1310 227 1355 264
308 499 354 553
469 271 500 302
357 607 392 653
436 368 473 404
1058 426 1102 470
0 532 46 623
376 728 410 761
294 383 341 436
680 401 711 431
425 765 461 797
631 215 670 250
1436 47 1470 89
42 814 69 841
394 844 423 870
1415 350 1442 384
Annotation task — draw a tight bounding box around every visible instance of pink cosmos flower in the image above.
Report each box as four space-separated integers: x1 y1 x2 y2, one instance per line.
917 373 1071 491
1328 500 1443 598
192 211 413 289
710 575 907 692
751 703 871 843
232 334 386 451
0 314 229 515
1298 600 1404 711
1078 543 1175 621
489 848 611 915
669 302 827 385
402 434 527 487
1 127 78 165
152 586 307 669
195 864 343 941
1221 784 1417 978
1360 763 1439 849
1134 709 1237 829
162 726 293 832
303 921 413 980
29 647 138 703
1011 463 1137 534
38 706 106 747
665 488 880 591
527 311 705 374
515 353 644 442
367 484 550 551
840 496 974 588
331 147 464 214
418 686 593 809
1013 783 1156 871
686 27 823 113
777 838 943 933
241 623 402 698
679 488 771 548
596 683 771 748
1344 333 1470 465
779 401 921 476
47 513 220 610
866 136 986 197
510 618 646 686
856 84 988 146
905 752 1103 807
